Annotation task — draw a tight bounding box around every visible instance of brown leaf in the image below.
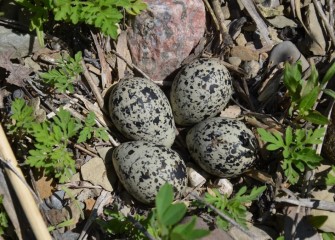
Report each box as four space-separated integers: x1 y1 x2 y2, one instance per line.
0 50 32 87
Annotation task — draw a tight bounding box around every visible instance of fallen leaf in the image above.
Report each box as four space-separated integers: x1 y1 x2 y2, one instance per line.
0 50 32 87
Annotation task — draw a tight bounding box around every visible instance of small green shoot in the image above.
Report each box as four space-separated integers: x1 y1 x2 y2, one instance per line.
40 51 83 93
203 186 266 230
322 232 335 240
78 112 109 143
27 108 81 183
283 61 335 125
8 99 109 183
15 0 147 45
0 196 8 236
326 166 335 186
257 127 325 184
8 98 35 135
99 183 210 240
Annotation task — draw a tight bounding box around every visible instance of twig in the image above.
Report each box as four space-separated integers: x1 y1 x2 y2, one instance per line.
239 0 272 46
81 60 104 109
313 0 335 47
191 193 257 238
275 197 335 212
211 0 232 45
0 124 51 240
109 50 152 81
91 32 112 87
329 0 334 32
202 0 220 31
0 157 40 202
126 214 156 240
78 190 112 240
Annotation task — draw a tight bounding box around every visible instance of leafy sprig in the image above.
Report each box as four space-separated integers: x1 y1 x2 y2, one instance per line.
27 108 81 183
203 186 266 230
15 0 147 45
257 127 325 184
283 61 335 125
78 112 109 143
8 99 109 183
326 166 335 186
40 51 83 93
99 183 209 240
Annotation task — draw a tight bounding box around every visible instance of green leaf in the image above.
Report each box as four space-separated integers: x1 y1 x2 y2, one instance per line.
303 110 329 125
321 62 335 86
285 126 293 146
160 203 187 226
283 61 302 97
322 232 335 240
323 88 335 100
156 183 173 222
298 86 320 113
257 128 284 147
301 64 319 97
326 166 335 186
171 217 210 240
307 215 328 229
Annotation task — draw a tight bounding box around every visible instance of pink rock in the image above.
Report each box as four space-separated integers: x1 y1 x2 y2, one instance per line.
127 0 206 81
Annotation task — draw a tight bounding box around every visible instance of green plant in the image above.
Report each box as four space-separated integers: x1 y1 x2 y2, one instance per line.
78 112 109 143
283 61 335 125
15 0 147 45
326 166 335 186
0 196 8 236
99 183 210 240
40 51 83 93
27 108 82 182
202 186 266 231
257 127 325 184
8 98 109 183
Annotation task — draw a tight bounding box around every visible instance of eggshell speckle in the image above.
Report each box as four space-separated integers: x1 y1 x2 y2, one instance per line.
170 58 233 126
112 141 188 204
109 77 176 147
186 117 257 177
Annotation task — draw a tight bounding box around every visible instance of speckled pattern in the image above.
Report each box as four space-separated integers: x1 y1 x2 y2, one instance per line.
170 58 233 126
109 77 176 147
112 141 188 204
186 117 257 177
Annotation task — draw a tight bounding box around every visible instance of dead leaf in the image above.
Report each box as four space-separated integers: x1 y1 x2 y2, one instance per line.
116 31 132 79
0 50 32 87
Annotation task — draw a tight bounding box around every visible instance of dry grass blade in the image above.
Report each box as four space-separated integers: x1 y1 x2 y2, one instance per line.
276 197 335 212
239 0 272 46
0 125 51 240
312 0 335 47
91 32 112 87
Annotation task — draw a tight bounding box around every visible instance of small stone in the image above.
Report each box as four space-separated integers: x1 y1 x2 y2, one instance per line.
81 157 116 192
242 60 260 78
0 26 41 58
188 167 206 187
230 46 259 61
128 0 206 82
235 33 248 46
228 56 242 67
216 178 233 197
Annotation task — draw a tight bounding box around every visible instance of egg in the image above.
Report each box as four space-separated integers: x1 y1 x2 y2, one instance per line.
109 77 176 147
112 141 188 204
170 58 233 126
186 117 257 177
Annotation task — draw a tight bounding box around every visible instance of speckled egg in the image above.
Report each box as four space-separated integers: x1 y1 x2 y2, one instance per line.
109 77 176 147
186 117 257 177
112 141 188 204
170 58 233 126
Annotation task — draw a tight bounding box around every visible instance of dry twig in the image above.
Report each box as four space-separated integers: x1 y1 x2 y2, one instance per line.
0 125 51 240
313 0 335 47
